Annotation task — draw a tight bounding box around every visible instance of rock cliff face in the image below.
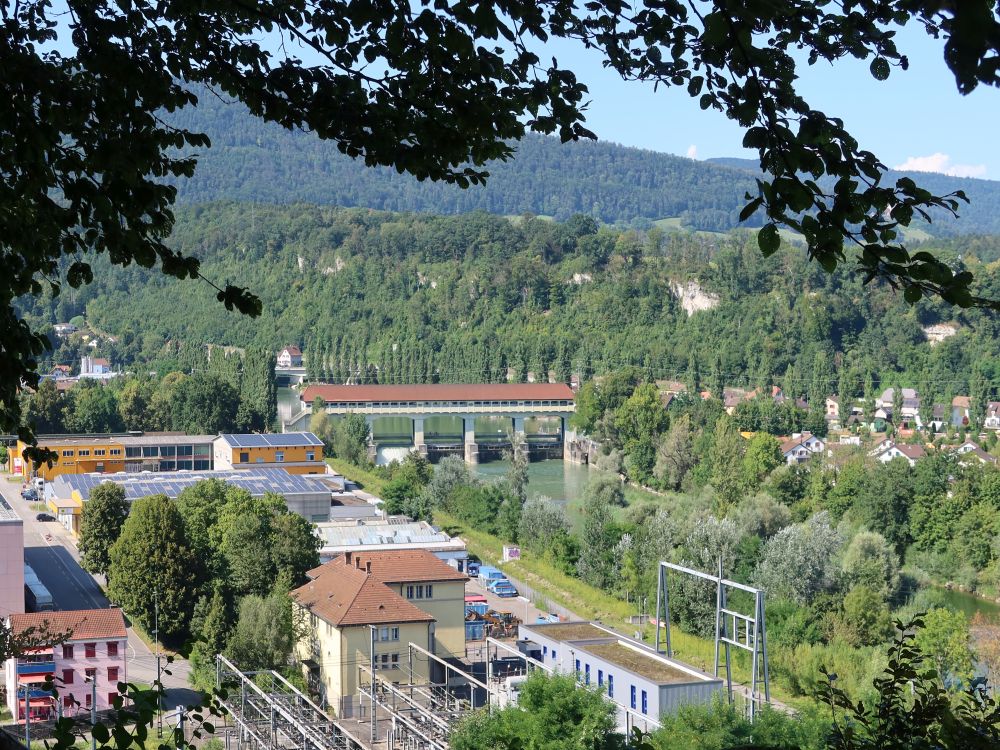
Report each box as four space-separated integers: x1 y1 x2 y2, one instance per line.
671 280 720 316
923 323 958 345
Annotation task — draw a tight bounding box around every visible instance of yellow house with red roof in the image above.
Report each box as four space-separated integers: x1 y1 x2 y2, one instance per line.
291 549 467 717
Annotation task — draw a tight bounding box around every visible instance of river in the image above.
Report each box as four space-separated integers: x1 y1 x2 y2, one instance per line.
473 458 599 507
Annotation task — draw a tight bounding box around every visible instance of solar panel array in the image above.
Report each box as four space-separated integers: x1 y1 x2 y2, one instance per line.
319 521 452 548
55 467 329 501
219 432 323 448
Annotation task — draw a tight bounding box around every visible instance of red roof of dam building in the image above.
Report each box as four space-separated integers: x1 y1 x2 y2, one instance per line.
302 382 575 403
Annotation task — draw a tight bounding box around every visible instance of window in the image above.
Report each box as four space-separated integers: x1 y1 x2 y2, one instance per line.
391 654 400 670
406 585 415 599
598 669 603 686
425 585 433 598
63 696 74 709
160 445 176 457
575 659 580 675
415 585 424 599
95 464 104 472
630 686 636 710
110 449 121 456
62 450 74 457
306 451 315 461
177 445 193 456
78 449 90 457
85 643 96 658
608 675 614 698
391 627 399 641
275 451 284 463
193 459 211 470
584 664 590 685
108 667 119 683
380 626 389 641
542 646 548 657
108 692 118 707
125 447 141 458
552 649 557 660
641 690 648 715
255 457 263 463
63 669 74 685
63 645 74 659
239 452 249 463
85 694 92 709
107 642 118 657
85 668 96 681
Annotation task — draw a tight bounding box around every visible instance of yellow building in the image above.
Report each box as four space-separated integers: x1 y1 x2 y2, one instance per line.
213 433 325 475
292 549 468 717
12 436 127 482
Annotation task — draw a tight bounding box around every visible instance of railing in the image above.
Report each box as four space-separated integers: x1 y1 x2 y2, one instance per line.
16 663 54 676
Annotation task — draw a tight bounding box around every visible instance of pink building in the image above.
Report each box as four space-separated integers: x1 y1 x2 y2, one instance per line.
0 496 25 620
5 609 128 722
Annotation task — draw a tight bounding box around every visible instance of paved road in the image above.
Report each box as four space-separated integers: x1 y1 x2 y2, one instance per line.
0 478 195 708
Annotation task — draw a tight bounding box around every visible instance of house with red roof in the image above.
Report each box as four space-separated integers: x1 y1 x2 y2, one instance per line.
277 345 303 368
4 608 127 722
292 549 467 717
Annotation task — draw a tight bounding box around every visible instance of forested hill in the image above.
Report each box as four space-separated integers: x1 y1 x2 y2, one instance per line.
166 94 758 232
165 91 1000 235
21 203 1000 401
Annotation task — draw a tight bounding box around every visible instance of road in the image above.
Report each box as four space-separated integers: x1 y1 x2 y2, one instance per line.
0 477 196 709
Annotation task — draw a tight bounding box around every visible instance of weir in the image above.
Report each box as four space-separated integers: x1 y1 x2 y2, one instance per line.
287 383 576 465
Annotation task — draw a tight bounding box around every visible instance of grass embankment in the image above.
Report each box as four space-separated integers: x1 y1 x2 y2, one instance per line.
325 457 388 496
434 509 813 711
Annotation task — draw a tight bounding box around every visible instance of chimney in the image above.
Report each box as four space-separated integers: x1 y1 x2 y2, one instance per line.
345 551 352 565
365 561 372 574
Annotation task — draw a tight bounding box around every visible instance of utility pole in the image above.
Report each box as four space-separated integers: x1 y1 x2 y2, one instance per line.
154 586 162 739
23 687 30 748
89 676 97 750
368 625 377 745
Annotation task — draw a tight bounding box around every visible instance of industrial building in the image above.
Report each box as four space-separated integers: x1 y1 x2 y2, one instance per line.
213 432 325 474
10 431 324 482
315 519 468 568
518 621 723 729
46 467 334 532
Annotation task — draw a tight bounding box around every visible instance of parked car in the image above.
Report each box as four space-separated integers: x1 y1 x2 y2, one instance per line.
35 513 55 522
21 488 38 501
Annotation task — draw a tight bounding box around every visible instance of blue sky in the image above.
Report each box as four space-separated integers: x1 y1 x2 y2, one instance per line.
543 26 998 179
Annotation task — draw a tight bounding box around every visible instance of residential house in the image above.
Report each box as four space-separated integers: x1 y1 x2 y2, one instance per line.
874 442 926 466
292 550 467 717
50 364 72 378
53 323 78 337
277 346 303 368
4 609 127 723
212 432 325 475
952 396 971 428
984 402 1000 430
952 440 997 465
779 432 826 464
876 388 920 427
824 397 841 428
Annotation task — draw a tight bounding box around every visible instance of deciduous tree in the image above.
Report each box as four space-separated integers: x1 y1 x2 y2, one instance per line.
78 482 130 577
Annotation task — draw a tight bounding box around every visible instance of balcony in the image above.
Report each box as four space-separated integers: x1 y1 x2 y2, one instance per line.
17 661 55 675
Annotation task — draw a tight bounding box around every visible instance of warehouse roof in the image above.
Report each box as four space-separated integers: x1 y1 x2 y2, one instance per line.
302 383 575 404
217 432 323 448
50 468 330 502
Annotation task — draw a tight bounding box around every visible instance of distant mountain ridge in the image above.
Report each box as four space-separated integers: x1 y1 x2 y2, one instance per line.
166 91 1000 235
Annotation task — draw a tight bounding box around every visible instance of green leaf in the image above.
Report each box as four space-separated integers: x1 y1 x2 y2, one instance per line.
757 224 781 257
904 285 922 304
870 57 890 81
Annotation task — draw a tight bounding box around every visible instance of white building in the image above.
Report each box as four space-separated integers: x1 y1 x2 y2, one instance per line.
874 442 926 466
779 432 825 464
